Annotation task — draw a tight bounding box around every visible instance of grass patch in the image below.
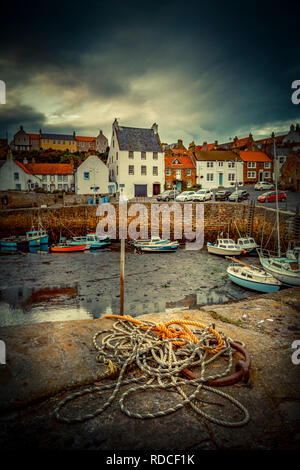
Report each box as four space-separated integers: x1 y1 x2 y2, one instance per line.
208 310 243 326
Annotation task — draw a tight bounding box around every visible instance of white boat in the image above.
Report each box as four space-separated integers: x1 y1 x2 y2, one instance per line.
207 238 244 256
133 237 179 252
259 251 300 286
226 257 282 293
236 237 259 255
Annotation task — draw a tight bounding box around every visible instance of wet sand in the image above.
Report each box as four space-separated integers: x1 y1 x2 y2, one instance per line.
0 244 259 326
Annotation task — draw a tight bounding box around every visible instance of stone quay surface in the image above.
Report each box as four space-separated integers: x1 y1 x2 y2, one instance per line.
0 287 300 450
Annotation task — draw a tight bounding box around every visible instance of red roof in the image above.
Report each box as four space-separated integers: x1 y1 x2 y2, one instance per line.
165 156 195 169
239 151 271 162
232 137 249 147
196 143 215 151
76 136 95 142
24 163 73 175
15 160 32 174
28 134 40 140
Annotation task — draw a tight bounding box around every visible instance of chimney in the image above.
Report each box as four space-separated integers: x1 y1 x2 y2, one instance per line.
214 140 218 148
20 125 24 131
99 130 103 135
178 139 183 147
203 141 207 151
151 123 158 134
113 118 119 129
73 130 76 137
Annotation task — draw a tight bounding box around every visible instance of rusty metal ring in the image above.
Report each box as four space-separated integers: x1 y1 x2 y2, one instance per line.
182 340 251 386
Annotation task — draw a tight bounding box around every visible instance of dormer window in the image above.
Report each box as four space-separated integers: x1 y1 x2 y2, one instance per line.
172 158 181 165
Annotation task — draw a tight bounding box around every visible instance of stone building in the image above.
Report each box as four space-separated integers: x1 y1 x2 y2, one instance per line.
95 130 108 153
280 153 300 191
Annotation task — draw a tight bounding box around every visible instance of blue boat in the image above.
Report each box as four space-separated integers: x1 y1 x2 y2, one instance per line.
0 226 48 249
133 237 179 253
226 259 282 293
66 233 110 249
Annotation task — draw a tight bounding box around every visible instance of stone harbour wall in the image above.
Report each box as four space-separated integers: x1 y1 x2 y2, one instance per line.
0 201 298 251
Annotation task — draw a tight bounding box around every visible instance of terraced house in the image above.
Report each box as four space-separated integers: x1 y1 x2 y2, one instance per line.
107 119 164 199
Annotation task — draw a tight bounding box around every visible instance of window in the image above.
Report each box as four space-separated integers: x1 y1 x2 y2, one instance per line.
14 172 19 181
264 172 271 178
206 161 213 167
15 184 21 190
207 173 214 181
187 181 191 188
166 181 171 188
247 171 256 178
42 184 47 190
141 151 146 160
228 161 235 168
53 140 56 144
47 140 50 144
58 184 62 190
128 165 134 175
153 166 158 176
84 172 90 180
279 156 285 164
141 165 147 175
176 169 181 178
129 151 134 159
218 161 223 167
153 152 158 160
228 173 235 181
64 184 68 191
166 168 171 176
58 140 61 144
69 141 71 146
50 175 55 182
264 162 270 168
248 162 256 168
58 175 63 182
116 152 118 160
63 175 68 182
186 169 191 176
63 141 65 145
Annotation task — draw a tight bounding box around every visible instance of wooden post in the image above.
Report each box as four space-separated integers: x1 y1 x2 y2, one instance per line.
120 238 125 315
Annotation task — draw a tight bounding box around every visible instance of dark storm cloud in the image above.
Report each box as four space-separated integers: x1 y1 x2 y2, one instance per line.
0 0 299 142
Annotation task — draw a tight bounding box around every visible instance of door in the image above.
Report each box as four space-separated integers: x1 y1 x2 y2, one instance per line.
219 173 223 186
259 171 263 182
153 183 161 195
134 184 147 197
176 181 182 191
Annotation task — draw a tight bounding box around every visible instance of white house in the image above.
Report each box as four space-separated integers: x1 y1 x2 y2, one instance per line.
192 150 244 189
75 155 109 195
0 151 40 190
107 119 164 199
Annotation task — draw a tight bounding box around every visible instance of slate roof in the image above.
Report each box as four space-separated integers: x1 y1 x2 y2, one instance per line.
41 133 75 141
116 126 162 152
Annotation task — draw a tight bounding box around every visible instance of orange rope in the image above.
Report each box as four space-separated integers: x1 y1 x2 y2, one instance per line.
103 315 223 354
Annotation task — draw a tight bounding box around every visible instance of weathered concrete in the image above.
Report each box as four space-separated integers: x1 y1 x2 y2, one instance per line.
0 288 300 450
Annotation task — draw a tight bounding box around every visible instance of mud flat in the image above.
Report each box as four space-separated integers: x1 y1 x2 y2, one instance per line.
0 288 300 451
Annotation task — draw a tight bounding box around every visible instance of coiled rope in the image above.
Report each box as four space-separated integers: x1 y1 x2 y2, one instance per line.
53 315 250 427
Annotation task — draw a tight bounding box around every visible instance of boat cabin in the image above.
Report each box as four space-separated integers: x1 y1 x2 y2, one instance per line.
217 238 238 249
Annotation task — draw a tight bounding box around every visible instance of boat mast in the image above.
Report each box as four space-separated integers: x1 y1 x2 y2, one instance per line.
273 133 281 257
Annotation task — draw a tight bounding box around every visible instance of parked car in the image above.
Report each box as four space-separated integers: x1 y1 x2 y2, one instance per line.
175 191 196 202
156 189 180 201
257 191 287 203
228 190 249 202
215 190 232 201
254 182 275 191
192 189 213 201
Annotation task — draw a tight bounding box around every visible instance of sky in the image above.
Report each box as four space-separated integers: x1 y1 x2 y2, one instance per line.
0 0 299 147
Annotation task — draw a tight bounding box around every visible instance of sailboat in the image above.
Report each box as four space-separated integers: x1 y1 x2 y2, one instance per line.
226 256 282 293
258 136 300 286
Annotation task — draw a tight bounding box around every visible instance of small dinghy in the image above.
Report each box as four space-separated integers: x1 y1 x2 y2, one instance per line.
50 244 89 253
226 256 282 293
133 237 179 253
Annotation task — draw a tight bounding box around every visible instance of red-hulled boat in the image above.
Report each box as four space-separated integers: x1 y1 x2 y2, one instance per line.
50 244 89 253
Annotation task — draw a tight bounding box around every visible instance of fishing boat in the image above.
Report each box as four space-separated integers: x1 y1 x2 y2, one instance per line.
50 244 90 253
0 226 48 249
236 237 259 255
207 238 245 256
258 137 300 286
226 257 282 293
66 233 110 249
134 237 179 252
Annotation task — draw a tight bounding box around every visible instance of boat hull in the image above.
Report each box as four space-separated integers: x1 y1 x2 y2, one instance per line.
207 246 242 256
260 260 300 286
227 270 281 293
139 245 178 252
50 245 88 253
